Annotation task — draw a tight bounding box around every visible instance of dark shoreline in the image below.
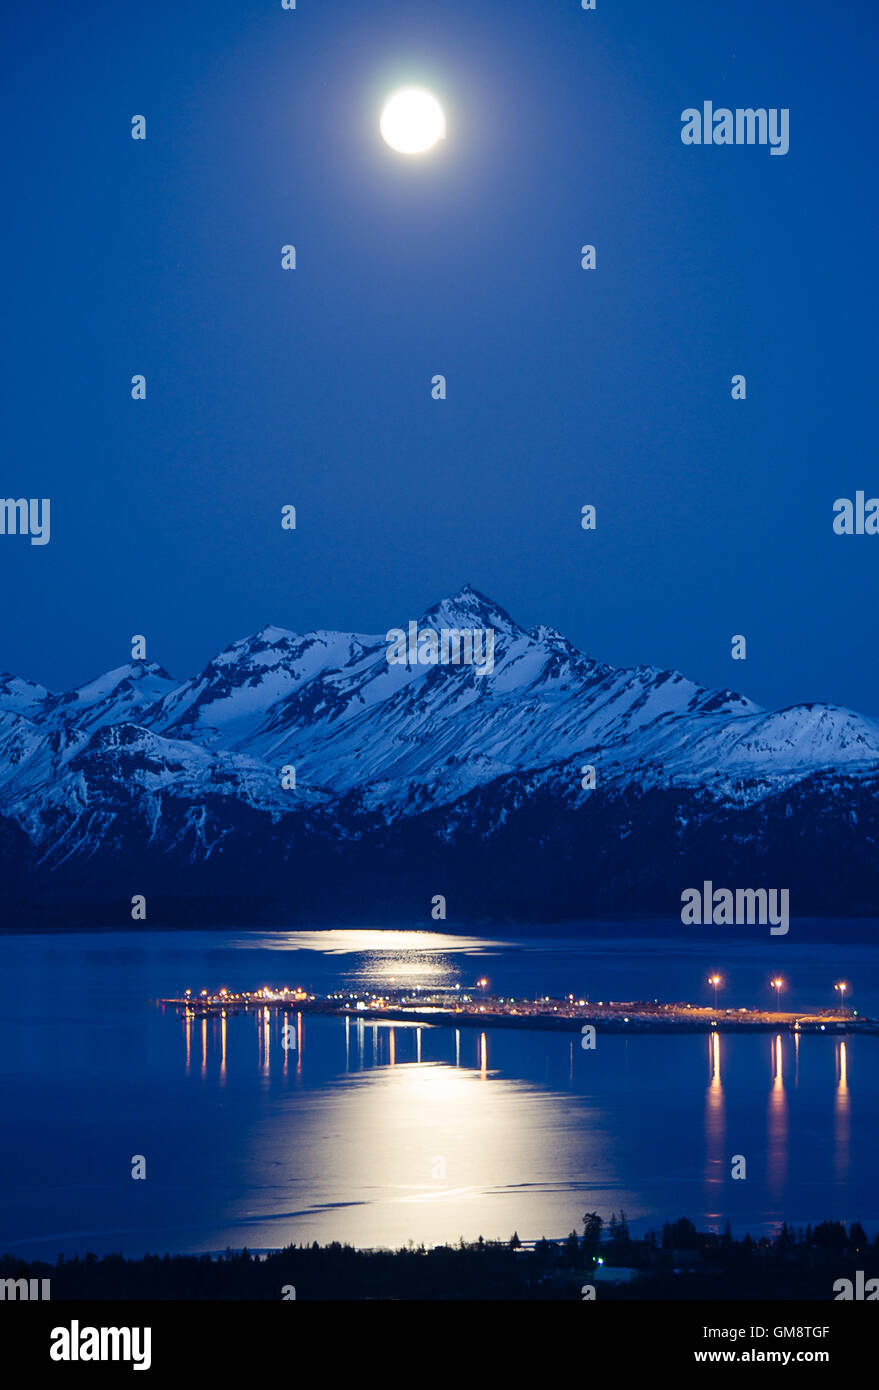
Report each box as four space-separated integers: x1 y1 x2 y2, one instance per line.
3 1215 874 1301
3 915 879 943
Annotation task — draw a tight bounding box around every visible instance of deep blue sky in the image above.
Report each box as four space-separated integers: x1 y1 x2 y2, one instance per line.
2 0 876 713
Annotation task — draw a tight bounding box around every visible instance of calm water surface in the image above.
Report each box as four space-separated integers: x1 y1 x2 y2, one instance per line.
1 927 877 1257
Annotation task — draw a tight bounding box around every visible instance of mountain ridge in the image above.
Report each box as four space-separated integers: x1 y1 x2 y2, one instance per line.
1 586 876 923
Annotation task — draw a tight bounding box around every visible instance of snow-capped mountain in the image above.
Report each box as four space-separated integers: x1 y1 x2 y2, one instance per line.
42 661 179 734
0 673 51 718
1 586 877 923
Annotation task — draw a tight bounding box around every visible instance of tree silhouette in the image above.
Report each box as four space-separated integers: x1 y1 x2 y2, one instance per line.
582 1211 603 1257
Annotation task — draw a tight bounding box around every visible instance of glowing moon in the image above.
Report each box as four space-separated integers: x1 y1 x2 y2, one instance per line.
380 88 446 154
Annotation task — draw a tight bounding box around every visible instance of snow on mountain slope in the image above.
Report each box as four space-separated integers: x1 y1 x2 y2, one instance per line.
652 701 879 801
0 673 52 718
1 587 877 843
147 626 384 747
5 722 331 869
226 588 768 809
42 662 179 734
0 711 88 798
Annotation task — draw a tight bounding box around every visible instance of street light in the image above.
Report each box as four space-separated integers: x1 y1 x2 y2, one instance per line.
708 974 722 1010
834 981 848 1012
771 977 784 1012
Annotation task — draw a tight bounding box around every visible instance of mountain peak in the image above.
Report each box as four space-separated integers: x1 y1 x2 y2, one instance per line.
69 661 175 699
0 672 52 716
252 624 298 645
419 585 522 635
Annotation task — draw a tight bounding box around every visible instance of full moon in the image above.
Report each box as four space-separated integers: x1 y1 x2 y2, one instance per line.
380 88 446 154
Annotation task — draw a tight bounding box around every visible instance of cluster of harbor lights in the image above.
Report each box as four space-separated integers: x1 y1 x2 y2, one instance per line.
706 975 851 1015
161 976 865 1079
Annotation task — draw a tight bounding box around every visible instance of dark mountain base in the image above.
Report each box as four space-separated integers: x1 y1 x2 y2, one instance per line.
1 777 877 929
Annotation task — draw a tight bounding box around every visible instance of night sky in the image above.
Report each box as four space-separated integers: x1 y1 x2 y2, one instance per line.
2 0 876 714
